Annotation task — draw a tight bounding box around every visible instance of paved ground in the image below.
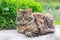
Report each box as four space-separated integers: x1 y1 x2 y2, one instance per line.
0 25 60 40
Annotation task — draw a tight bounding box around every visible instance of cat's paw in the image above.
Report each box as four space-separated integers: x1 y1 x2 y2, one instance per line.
40 29 47 35
25 32 32 37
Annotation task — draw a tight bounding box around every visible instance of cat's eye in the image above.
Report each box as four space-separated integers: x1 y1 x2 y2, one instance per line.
17 15 22 17
25 17 32 21
17 17 22 21
25 16 30 19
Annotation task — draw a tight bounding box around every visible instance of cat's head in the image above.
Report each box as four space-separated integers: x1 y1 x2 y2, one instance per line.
17 9 34 26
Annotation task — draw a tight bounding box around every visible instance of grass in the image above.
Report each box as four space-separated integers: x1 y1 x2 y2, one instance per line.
54 21 60 25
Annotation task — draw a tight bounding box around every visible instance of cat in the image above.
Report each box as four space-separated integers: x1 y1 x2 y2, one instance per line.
16 9 55 37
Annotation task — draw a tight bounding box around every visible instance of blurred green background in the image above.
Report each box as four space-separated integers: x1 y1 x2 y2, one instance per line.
36 0 60 25
0 0 60 29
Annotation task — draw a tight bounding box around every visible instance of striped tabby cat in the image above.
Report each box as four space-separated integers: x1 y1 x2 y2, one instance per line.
16 9 54 37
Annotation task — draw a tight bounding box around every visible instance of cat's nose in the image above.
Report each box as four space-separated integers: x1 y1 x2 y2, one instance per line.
23 23 26 25
22 22 26 25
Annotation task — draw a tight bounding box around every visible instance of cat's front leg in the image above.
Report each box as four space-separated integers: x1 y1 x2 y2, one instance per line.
25 32 33 37
25 32 39 37
25 28 39 37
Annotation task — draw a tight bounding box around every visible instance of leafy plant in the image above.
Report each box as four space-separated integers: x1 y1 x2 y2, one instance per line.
17 0 43 12
0 0 43 29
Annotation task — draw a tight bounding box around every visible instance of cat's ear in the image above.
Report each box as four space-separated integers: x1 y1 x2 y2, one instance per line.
17 9 22 12
17 9 22 14
28 8 32 13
